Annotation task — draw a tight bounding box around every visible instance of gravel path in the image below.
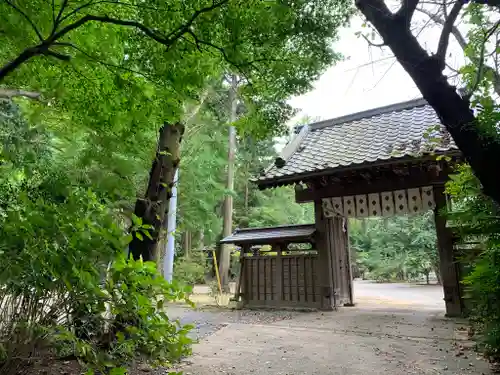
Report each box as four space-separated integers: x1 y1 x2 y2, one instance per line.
158 282 491 375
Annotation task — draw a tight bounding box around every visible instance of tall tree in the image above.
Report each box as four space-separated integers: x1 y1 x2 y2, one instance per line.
355 0 500 204
128 122 184 262
1 1 352 262
219 74 239 288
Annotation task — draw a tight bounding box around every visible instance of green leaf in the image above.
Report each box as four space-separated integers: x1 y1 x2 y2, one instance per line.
109 368 127 375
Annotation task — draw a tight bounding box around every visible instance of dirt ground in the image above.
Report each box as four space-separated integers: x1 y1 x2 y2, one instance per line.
25 281 492 375
165 281 492 375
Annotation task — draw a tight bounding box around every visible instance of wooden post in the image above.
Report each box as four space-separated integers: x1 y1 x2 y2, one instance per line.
327 217 341 306
434 185 463 317
233 245 248 304
314 200 335 310
343 218 355 306
275 243 283 303
328 216 353 306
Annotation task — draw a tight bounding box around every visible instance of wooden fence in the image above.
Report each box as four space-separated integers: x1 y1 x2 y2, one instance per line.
240 253 321 308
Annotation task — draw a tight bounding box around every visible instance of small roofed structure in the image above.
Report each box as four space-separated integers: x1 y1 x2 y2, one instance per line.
220 224 316 246
222 224 323 309
224 99 464 316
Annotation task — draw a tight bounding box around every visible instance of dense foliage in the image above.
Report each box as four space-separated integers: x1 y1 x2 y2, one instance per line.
0 0 353 373
349 214 439 283
0 100 193 374
446 164 500 361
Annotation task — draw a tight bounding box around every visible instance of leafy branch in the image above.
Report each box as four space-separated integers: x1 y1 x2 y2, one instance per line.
0 0 230 82
3 0 43 41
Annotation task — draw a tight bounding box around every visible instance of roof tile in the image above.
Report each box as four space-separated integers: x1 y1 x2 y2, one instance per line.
257 98 457 186
220 224 316 245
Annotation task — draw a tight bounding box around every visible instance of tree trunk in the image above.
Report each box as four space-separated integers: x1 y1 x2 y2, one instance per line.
356 0 500 205
199 231 205 250
183 230 191 258
434 264 442 285
128 122 184 262
425 271 430 285
219 74 238 290
244 178 249 213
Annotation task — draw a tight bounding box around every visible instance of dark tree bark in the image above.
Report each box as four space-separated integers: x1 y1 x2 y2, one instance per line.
128 122 184 262
356 0 500 205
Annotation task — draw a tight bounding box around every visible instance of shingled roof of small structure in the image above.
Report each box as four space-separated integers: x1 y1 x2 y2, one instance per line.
255 98 459 188
220 224 316 245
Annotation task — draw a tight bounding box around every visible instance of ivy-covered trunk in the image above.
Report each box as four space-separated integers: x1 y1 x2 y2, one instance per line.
129 122 184 262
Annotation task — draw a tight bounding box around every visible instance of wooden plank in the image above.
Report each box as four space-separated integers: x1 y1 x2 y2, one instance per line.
368 193 382 217
355 195 369 217
394 189 408 215
407 187 423 214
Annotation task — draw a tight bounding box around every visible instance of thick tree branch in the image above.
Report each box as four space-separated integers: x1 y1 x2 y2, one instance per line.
396 0 421 26
436 0 463 63
54 0 69 29
0 88 41 100
356 0 393 21
45 50 71 61
0 47 40 82
417 6 500 96
357 0 500 205
0 0 229 82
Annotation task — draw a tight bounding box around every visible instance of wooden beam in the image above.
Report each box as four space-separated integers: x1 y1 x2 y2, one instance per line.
434 185 464 317
314 200 335 311
296 168 450 203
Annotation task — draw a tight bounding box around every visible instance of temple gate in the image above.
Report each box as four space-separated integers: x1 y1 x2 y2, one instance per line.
222 98 464 317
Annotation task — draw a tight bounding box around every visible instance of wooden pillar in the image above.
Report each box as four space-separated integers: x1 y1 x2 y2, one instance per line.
434 185 463 317
343 219 355 306
274 243 284 303
314 200 335 310
329 216 354 306
234 244 249 305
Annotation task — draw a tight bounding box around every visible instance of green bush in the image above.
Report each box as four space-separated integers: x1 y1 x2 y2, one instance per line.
55 255 194 374
174 251 208 286
0 187 193 374
447 164 500 361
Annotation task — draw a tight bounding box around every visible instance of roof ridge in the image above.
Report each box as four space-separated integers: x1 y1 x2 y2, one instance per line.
310 98 428 131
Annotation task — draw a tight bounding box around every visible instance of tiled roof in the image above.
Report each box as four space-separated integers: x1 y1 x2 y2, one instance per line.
220 224 316 245
256 98 458 187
